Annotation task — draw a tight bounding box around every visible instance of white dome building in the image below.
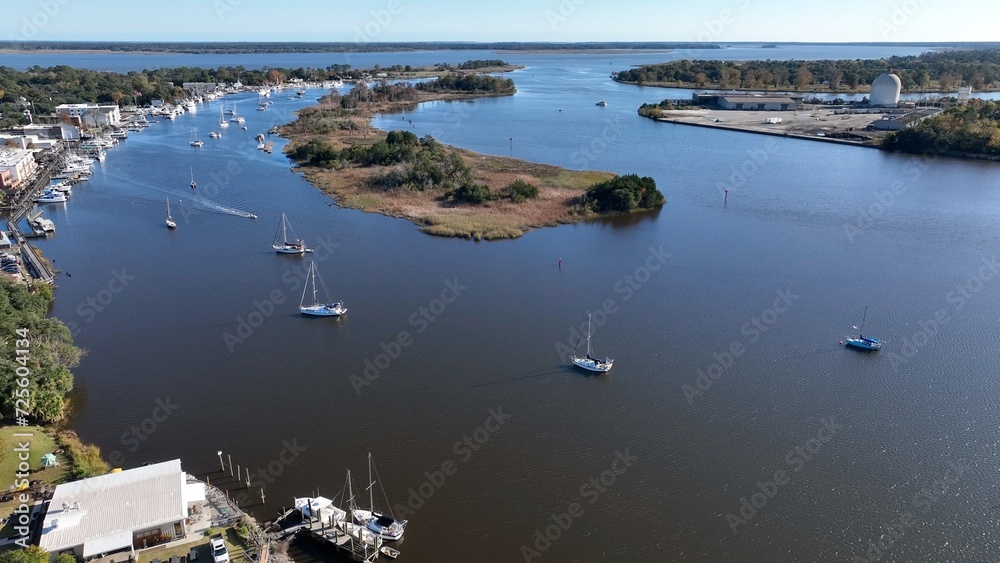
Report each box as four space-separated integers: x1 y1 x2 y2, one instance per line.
870 73 901 107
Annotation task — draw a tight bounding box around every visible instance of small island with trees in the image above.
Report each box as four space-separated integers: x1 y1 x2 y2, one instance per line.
282 68 664 240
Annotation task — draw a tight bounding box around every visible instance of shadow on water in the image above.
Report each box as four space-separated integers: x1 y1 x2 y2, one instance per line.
471 364 602 388
583 206 662 230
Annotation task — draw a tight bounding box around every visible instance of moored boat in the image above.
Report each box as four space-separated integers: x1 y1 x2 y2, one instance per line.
571 313 614 372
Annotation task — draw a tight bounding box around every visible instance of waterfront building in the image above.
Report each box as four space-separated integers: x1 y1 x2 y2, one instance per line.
0 149 38 190
692 93 799 111
14 123 81 141
38 459 206 560
54 103 122 127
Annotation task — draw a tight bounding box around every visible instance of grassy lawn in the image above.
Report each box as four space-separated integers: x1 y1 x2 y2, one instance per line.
0 425 69 536
137 528 248 563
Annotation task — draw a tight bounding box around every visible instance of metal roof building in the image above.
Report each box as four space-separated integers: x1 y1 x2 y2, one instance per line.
38 460 205 559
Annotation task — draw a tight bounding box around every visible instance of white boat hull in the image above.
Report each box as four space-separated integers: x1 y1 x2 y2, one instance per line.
353 510 405 541
274 244 305 254
572 356 613 372
300 303 346 317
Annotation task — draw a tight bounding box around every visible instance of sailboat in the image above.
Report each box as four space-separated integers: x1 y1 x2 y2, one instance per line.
571 313 614 372
189 167 197 189
165 199 177 229
189 130 204 147
353 453 407 541
272 213 306 254
844 305 881 351
299 261 346 316
218 107 229 128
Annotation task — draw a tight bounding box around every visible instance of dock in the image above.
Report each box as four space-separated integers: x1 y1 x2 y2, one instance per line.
4 168 57 285
301 519 380 562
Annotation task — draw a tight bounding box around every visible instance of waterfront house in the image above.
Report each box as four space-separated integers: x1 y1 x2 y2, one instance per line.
54 103 122 128
37 459 205 561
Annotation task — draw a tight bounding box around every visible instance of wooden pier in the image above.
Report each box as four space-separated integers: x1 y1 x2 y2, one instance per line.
302 520 380 563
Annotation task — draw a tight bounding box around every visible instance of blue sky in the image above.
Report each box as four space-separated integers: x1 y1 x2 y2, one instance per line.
5 0 996 43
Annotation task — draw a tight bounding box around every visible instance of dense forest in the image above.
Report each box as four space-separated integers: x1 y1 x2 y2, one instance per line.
0 41 720 53
613 49 1000 92
415 74 515 94
0 280 80 424
882 99 1000 157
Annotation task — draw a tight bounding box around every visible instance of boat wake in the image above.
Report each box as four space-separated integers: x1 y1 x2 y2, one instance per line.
182 194 256 219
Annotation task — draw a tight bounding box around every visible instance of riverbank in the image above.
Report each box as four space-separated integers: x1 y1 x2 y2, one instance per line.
281 89 623 240
642 107 884 147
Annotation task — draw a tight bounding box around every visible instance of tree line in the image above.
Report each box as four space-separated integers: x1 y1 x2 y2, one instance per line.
613 49 1000 91
881 99 1000 157
0 280 80 424
0 41 720 53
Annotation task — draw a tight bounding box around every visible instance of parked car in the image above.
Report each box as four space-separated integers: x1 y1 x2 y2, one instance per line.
210 534 229 563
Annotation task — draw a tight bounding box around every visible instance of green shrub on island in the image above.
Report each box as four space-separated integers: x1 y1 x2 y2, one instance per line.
0 280 79 423
446 182 494 205
499 179 539 203
585 174 665 213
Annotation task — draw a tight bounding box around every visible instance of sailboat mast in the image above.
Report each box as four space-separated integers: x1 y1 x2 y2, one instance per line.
311 264 319 306
860 305 868 337
586 314 593 356
368 453 374 513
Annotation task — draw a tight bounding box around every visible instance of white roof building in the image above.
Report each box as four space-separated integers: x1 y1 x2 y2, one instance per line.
38 460 205 560
54 103 122 127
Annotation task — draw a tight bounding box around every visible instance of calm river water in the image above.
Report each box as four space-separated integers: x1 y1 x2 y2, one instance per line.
20 46 1000 562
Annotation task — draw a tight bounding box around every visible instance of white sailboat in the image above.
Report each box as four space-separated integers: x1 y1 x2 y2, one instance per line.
352 453 407 541
166 199 177 229
219 107 229 128
189 130 204 147
272 213 306 254
299 261 346 317
571 314 614 373
190 167 197 189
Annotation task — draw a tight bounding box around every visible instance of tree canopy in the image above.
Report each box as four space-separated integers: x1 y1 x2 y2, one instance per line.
585 174 665 212
0 281 79 423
